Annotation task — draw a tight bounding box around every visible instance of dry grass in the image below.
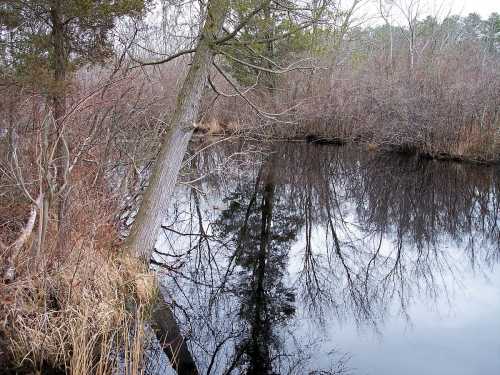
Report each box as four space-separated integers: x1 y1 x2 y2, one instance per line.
194 118 244 136
0 246 157 374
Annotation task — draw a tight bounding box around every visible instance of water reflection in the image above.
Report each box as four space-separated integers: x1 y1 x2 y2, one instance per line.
153 142 500 375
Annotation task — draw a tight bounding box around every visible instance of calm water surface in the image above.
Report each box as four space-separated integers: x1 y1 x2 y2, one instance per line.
153 141 500 375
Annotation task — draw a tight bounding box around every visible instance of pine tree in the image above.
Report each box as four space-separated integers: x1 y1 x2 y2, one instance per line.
0 0 149 241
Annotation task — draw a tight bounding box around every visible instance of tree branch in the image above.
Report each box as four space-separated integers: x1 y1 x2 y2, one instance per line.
215 3 267 45
212 62 299 123
218 48 321 74
130 48 196 68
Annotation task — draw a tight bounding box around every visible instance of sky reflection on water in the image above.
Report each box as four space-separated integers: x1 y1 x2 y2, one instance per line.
154 141 500 375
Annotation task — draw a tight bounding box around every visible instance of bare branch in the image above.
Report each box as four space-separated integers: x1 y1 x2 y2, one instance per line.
217 49 323 74
11 194 42 253
130 48 196 68
212 62 300 123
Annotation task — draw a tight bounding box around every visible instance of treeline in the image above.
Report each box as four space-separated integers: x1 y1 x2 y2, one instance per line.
213 12 500 162
308 12 500 162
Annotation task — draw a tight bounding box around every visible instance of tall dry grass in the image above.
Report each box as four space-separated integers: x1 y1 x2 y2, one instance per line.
1 247 156 374
0 166 159 374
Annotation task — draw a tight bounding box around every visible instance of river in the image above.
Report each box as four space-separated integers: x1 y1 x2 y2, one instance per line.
150 141 500 375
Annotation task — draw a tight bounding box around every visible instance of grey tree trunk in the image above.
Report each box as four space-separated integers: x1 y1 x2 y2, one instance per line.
123 1 228 374
125 0 228 261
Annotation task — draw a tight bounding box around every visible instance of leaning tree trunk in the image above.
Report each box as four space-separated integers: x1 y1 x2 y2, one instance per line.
125 0 228 261
123 1 228 374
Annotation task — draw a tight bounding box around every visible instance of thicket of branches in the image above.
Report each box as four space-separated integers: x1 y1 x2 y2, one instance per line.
213 11 500 161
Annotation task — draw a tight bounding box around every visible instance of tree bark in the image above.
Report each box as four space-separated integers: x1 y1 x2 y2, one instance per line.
123 1 228 373
125 0 228 261
263 3 276 94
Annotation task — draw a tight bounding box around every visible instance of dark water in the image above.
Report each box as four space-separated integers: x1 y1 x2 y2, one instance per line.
154 141 500 375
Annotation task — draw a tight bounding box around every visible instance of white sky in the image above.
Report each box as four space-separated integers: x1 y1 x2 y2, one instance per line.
357 0 499 26
452 0 499 17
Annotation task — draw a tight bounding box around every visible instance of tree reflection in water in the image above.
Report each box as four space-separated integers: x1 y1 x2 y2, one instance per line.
152 141 500 375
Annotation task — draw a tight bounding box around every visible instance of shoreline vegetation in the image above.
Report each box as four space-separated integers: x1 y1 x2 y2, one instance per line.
194 132 500 165
1 1 499 373
196 29 500 164
194 125 500 165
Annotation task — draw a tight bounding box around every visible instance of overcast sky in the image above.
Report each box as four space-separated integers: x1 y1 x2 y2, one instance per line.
453 0 499 17
359 0 499 26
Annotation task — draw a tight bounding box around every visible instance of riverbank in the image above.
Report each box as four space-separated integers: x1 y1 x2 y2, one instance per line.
0 249 155 374
203 36 500 165
193 125 500 165
301 134 500 165
0 199 156 374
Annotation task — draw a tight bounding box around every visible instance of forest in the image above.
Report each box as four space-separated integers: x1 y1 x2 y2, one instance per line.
0 0 499 374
